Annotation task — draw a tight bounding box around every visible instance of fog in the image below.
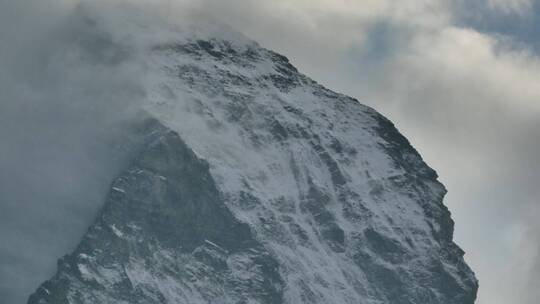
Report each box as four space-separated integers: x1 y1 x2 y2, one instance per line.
0 1 148 302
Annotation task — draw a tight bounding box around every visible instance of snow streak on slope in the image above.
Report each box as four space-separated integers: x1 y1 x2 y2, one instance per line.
28 4 477 304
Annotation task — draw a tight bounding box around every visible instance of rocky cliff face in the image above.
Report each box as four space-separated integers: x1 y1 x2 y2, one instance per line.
28 6 477 304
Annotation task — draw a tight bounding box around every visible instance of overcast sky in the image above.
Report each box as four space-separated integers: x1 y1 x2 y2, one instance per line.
1 1 539 303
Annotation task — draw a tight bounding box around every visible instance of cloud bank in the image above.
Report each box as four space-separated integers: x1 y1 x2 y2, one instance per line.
0 1 150 302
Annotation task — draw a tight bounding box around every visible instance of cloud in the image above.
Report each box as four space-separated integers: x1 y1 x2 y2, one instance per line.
0 1 150 302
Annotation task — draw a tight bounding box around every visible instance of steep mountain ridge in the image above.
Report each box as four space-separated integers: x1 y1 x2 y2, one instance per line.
28 5 477 304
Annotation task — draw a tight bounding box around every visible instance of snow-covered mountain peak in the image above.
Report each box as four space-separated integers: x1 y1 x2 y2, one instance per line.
28 5 477 304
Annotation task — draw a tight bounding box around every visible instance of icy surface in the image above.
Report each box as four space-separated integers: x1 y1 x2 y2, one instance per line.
28 4 477 304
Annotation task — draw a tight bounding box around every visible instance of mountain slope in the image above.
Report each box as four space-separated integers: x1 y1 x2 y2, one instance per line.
28 6 477 304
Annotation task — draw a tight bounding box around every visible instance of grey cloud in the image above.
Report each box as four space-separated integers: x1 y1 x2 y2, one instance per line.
0 1 148 303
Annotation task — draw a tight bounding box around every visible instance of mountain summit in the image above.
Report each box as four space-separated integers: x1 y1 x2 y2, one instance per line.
28 4 477 304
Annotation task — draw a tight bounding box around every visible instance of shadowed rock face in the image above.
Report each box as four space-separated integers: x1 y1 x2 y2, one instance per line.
28 119 284 304
27 8 477 304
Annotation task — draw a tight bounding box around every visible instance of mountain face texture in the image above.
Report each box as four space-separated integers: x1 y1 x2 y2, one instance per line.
28 6 477 304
